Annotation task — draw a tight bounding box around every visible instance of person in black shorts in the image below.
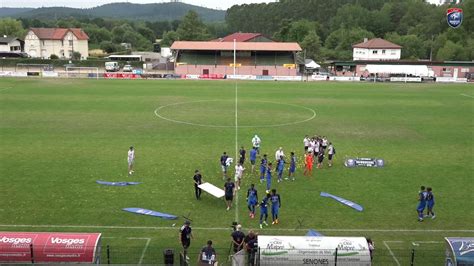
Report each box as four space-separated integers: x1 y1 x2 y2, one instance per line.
224 178 235 211
239 146 246 165
317 149 324 169
179 220 193 251
193 170 203 200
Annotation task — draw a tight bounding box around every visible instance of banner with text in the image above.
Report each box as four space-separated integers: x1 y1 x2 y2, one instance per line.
0 232 101 263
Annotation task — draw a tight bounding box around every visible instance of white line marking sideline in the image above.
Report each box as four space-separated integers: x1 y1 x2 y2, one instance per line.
383 241 403 266
0 224 472 232
460 93 474 99
0 87 12 92
234 82 239 222
128 237 151 265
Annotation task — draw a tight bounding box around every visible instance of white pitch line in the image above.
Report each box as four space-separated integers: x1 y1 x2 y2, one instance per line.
460 93 474 99
383 241 402 266
234 82 239 222
128 237 151 265
0 87 12 92
0 224 473 232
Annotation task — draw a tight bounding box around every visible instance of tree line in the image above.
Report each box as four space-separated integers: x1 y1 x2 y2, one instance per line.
0 0 472 62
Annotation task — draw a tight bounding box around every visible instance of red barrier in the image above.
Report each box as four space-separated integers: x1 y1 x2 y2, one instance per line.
103 73 140 79
0 232 101 263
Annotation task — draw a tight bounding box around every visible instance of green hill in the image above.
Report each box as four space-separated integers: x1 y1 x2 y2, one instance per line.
0 2 225 22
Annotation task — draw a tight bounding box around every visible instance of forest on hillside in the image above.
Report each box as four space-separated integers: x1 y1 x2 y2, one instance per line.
0 0 472 62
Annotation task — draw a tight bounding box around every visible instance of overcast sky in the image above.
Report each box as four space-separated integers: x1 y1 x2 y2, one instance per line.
0 0 275 10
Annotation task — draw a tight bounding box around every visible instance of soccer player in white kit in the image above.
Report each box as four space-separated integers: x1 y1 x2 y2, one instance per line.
128 146 135 176
234 163 245 190
251 135 261 154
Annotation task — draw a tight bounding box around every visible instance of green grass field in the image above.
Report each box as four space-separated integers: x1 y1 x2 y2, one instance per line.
0 78 473 265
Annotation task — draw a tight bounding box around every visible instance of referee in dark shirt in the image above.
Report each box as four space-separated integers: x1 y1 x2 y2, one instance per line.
193 169 203 200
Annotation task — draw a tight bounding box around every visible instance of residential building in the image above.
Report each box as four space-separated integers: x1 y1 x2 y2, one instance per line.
352 38 402 61
0 36 23 52
214 32 273 42
24 28 89 59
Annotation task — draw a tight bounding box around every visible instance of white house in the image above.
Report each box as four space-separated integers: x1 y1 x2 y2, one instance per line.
24 28 89 59
0 36 23 52
352 38 402 61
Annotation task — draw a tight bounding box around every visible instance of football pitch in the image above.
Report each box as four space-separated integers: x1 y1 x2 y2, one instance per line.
0 78 473 265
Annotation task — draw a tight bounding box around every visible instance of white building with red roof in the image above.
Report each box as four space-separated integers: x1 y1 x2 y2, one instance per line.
352 38 401 61
24 28 89 59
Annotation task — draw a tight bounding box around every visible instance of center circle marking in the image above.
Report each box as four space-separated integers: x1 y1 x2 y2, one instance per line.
154 100 316 128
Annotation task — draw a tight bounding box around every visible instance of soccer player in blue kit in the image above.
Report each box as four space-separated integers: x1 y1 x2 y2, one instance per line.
259 154 268 183
249 147 257 174
417 186 427 222
426 187 435 219
258 193 271 229
276 156 285 183
287 152 296 181
246 184 258 219
265 162 273 193
270 189 281 225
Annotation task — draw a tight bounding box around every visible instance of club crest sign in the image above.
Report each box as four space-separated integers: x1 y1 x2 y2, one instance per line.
447 8 463 28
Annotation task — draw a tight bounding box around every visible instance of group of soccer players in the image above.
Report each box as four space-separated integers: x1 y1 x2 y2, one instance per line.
303 135 336 176
417 186 435 222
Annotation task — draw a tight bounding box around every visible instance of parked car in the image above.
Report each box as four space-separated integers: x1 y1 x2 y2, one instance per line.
123 65 133 72
105 61 120 72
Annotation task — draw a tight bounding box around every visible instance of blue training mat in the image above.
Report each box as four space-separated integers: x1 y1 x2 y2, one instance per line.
320 192 364 212
123 208 178 220
306 229 324 237
96 180 141 186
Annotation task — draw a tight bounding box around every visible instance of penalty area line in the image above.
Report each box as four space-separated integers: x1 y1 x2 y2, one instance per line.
0 224 473 232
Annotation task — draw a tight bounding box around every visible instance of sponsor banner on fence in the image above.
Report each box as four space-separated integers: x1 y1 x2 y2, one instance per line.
199 74 225 79
345 158 384 168
42 71 59 78
328 76 361 81
0 71 28 77
436 77 468 83
256 75 274 81
0 232 101 263
258 236 371 266
311 74 329 81
103 73 140 79
390 77 422 82
227 75 256 80
273 76 302 81
185 74 201 79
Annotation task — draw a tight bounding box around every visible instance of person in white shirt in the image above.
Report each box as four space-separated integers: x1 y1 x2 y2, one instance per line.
322 136 328 151
127 146 135 176
251 135 261 154
234 163 245 190
303 135 310 152
328 142 335 167
275 147 285 161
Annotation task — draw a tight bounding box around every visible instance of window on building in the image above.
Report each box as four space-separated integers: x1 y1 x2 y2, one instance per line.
391 50 396 55
372 50 378 54
442 68 451 73
42 40 45 46
382 50 386 54
69 40 73 46
61 40 64 46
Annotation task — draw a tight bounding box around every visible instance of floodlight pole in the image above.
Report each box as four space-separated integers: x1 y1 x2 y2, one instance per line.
233 39 236 76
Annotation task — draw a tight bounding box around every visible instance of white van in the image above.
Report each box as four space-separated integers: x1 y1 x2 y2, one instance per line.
105 61 120 72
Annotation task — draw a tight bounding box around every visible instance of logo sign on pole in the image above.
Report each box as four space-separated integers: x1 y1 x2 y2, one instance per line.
447 8 463 28
0 232 101 263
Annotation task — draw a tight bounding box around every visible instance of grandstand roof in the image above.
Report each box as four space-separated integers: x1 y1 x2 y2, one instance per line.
29 28 89 40
214 32 269 42
352 38 401 49
171 41 302 52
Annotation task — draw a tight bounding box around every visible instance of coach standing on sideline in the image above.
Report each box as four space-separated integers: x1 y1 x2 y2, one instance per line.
193 170 203 200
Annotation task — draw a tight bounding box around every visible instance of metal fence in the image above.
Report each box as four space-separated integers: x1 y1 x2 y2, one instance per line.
11 244 447 265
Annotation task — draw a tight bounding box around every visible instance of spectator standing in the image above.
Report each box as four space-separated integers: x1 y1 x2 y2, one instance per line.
244 231 258 266
231 224 246 253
